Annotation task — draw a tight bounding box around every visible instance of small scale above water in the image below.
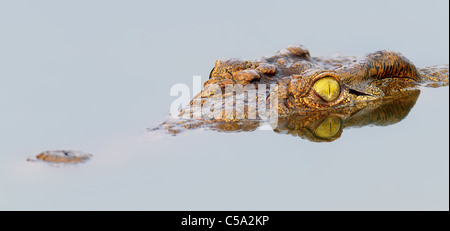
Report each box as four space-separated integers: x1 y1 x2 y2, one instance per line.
27 150 93 165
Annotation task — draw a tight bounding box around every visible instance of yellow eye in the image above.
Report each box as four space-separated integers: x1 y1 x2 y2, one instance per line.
313 77 340 102
314 116 341 139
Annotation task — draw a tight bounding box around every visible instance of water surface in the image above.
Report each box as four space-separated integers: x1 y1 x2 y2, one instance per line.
0 0 448 210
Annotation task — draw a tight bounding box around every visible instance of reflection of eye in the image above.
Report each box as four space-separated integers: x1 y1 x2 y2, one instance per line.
314 116 341 139
313 77 340 102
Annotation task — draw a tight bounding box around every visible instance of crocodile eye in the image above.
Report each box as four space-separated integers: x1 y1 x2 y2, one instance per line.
313 77 340 102
314 116 341 139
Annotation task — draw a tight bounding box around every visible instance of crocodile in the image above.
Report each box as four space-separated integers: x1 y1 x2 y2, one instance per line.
152 45 448 141
27 150 93 164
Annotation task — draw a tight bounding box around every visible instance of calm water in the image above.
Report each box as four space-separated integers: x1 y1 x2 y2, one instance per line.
0 0 448 210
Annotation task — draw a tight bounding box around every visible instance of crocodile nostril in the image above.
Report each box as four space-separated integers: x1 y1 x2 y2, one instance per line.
235 70 260 85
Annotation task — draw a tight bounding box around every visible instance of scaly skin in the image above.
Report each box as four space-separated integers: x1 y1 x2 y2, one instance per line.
153 45 448 140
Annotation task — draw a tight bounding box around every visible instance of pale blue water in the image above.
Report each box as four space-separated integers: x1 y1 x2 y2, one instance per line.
0 0 448 210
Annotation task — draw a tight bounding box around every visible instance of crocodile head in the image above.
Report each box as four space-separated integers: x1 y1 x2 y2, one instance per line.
152 45 448 141
204 45 447 116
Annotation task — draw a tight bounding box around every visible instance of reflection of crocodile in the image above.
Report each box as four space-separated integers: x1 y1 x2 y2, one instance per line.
152 45 448 141
272 89 420 142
